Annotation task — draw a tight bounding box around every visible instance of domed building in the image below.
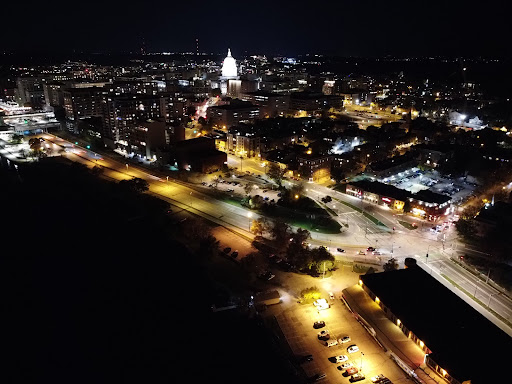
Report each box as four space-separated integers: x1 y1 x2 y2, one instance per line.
221 48 238 78
219 48 240 96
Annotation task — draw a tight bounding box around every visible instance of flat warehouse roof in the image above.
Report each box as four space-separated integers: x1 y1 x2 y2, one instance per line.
360 267 512 384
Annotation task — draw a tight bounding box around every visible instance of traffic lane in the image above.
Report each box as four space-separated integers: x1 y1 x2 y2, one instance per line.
438 260 512 319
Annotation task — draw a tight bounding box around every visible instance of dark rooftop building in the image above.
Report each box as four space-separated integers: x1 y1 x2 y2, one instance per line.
347 179 411 202
366 152 417 177
359 267 512 384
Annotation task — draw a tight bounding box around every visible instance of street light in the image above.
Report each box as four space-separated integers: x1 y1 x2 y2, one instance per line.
360 352 364 373
487 292 498 308
247 211 253 231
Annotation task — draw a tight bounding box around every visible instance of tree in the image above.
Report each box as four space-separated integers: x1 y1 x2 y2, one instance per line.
249 195 265 210
198 234 219 260
269 219 292 245
91 165 104 176
210 177 220 189
10 134 23 144
267 162 286 187
286 228 312 269
383 257 399 271
455 218 477 239
250 218 266 236
119 177 149 193
300 286 322 302
288 182 305 201
310 246 335 274
290 228 311 246
243 182 254 196
239 252 257 271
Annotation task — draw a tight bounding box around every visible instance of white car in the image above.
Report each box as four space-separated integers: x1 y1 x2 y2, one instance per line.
329 292 335 300
371 374 386 383
335 355 349 363
339 362 353 370
347 345 359 353
338 336 351 344
314 299 330 310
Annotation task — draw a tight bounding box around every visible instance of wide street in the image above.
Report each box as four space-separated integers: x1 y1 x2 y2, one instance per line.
24 132 512 336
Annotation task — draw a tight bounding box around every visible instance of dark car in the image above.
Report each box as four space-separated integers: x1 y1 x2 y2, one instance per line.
311 373 326 382
366 246 375 252
258 271 275 281
223 247 231 254
280 262 293 271
313 321 326 329
231 251 239 258
299 354 314 363
337 248 345 252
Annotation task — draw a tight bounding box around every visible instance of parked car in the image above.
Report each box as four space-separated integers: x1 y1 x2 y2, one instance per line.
347 345 359 353
371 374 386 383
313 321 326 329
223 247 231 254
337 248 345 252
338 362 353 370
329 292 335 300
345 367 359 375
226 188 234 192
300 354 314 363
338 336 351 344
350 373 365 382
372 251 381 255
312 373 327 382
231 251 239 258
367 246 375 252
358 250 366 255
317 330 330 340
258 271 275 280
335 355 348 363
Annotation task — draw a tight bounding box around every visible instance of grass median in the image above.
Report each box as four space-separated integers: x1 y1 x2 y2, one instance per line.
333 197 386 227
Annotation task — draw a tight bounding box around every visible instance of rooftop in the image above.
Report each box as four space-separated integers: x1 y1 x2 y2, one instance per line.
360 267 512 384
368 152 417 172
348 179 451 205
208 101 257 111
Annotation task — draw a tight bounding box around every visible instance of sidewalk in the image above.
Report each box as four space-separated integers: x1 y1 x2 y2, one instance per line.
342 285 442 384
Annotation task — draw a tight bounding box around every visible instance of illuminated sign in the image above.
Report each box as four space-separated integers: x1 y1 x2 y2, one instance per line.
382 197 392 203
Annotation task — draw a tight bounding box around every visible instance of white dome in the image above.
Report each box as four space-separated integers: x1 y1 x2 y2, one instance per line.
221 48 238 78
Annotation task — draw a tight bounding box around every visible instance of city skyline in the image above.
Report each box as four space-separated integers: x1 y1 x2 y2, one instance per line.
1 6 511 383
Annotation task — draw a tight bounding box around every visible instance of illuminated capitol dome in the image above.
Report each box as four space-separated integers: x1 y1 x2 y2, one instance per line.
221 48 238 78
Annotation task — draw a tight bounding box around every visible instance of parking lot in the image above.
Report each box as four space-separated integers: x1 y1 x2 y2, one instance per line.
274 295 408 384
200 173 281 201
381 168 477 203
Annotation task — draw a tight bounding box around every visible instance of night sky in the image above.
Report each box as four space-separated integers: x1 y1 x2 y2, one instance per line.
2 0 510 57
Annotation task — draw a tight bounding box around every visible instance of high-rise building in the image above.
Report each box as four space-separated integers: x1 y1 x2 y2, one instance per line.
240 90 289 118
103 94 164 149
63 86 107 132
15 77 46 109
207 101 259 129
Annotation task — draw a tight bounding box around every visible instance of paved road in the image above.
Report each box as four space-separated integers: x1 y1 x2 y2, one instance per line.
33 133 512 335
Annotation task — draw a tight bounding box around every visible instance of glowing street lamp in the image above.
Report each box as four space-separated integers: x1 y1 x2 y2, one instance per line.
247 211 253 231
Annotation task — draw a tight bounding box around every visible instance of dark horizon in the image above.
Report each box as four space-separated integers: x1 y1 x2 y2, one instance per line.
1 0 510 59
